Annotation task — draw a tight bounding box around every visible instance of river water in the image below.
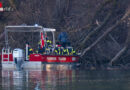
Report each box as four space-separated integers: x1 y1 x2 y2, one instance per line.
0 68 130 90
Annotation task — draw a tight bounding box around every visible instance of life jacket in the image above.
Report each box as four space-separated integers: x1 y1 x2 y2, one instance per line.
54 47 59 55
47 40 52 44
71 49 76 55
29 48 33 51
66 48 76 55
63 48 67 55
28 48 33 55
58 48 61 55
47 40 52 47
66 49 69 55
38 41 41 45
60 48 63 55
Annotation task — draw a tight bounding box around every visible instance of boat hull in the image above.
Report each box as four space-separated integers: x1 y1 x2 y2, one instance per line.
29 54 79 63
2 61 16 70
1 54 80 70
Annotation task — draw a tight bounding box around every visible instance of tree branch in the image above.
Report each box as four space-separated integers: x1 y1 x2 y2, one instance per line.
80 12 112 48
81 17 128 57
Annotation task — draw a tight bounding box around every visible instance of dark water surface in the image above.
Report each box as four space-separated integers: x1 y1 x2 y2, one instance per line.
0 69 130 90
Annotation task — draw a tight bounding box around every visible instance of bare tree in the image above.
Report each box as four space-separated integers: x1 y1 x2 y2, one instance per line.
109 8 130 66
81 6 130 57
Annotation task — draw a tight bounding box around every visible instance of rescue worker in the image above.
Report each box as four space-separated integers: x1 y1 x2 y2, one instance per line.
38 41 45 54
44 38 52 54
46 38 52 48
38 40 41 46
63 47 67 55
66 47 74 55
54 45 61 55
29 48 33 55
58 32 69 48
71 49 76 55
66 48 70 55
38 47 45 54
38 45 45 54
27 44 33 60
28 44 33 55
54 45 59 55
59 47 64 55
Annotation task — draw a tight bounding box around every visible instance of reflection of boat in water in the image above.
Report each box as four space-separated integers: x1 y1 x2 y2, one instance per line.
2 70 24 90
2 70 76 90
1 25 80 70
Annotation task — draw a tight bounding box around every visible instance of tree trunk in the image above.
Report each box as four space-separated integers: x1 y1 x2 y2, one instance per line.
80 20 121 57
80 10 130 57
109 17 130 65
0 32 5 40
79 0 117 49
109 46 127 66
80 12 112 48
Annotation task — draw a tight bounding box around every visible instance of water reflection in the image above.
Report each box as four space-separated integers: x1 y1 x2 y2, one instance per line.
1 69 76 90
1 69 130 90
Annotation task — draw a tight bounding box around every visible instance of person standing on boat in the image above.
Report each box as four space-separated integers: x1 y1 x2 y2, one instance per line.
28 44 33 55
46 38 52 48
45 37 52 54
58 32 69 48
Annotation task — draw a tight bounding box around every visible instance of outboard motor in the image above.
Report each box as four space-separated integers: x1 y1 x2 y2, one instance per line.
13 48 25 70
